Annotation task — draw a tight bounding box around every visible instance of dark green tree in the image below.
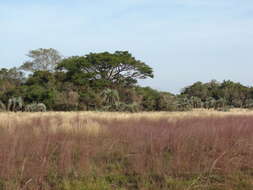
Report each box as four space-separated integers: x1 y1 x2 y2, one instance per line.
181 81 209 101
0 68 25 103
57 51 154 88
156 92 177 111
135 87 160 111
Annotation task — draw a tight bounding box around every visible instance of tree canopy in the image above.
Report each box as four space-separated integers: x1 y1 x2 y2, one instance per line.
57 51 154 88
20 48 62 72
1 48 253 112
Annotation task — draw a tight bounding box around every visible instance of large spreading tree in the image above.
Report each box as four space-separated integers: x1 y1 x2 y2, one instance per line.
57 51 154 88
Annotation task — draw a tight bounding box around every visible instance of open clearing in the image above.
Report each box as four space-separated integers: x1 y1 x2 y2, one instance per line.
0 110 253 190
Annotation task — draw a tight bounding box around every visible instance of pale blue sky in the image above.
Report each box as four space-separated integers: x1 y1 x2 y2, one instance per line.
1 0 253 93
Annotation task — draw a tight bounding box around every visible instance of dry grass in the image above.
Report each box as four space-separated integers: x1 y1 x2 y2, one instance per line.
0 109 253 189
1 108 253 127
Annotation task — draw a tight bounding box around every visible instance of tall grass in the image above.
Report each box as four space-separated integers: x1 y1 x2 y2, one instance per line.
0 111 253 189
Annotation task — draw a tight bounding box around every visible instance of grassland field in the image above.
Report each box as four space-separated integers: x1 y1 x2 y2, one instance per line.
0 109 253 190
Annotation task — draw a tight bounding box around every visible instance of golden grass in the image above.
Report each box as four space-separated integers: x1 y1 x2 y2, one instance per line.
1 108 253 120
1 109 253 132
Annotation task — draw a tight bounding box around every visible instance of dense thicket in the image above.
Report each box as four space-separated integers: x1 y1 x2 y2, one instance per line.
1 48 253 112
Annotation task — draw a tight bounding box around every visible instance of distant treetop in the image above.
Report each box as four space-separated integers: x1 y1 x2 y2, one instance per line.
20 48 62 72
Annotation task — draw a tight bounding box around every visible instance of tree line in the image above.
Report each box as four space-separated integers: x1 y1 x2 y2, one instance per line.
1 48 253 112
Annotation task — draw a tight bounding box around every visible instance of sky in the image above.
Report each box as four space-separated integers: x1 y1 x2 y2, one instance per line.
1 0 253 94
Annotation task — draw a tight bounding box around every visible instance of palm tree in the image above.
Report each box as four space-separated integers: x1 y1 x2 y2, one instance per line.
125 102 140 112
101 88 120 110
0 100 6 111
176 97 192 111
7 97 23 111
204 97 216 109
189 96 203 108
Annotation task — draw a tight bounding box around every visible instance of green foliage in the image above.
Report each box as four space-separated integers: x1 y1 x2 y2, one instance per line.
54 90 80 111
157 92 177 111
2 48 253 112
26 70 56 87
204 97 216 109
0 67 25 82
8 97 23 111
245 99 253 108
136 87 160 111
79 90 102 111
182 80 253 109
101 88 120 107
124 102 140 113
100 88 140 112
0 68 25 102
189 96 203 108
0 100 6 111
176 96 193 111
57 51 153 88
214 98 226 110
23 84 57 110
182 81 209 101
